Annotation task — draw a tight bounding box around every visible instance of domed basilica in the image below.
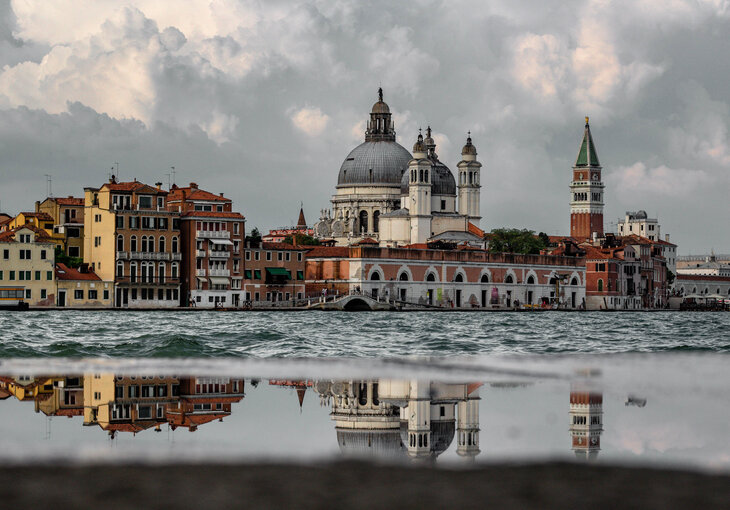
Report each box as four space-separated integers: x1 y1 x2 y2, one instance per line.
314 89 484 246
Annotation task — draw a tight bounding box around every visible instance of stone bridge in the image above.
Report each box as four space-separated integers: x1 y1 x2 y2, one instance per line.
308 294 396 311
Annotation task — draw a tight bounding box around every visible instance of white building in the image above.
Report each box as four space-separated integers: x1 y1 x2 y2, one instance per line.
314 89 483 247
617 211 661 241
676 254 730 277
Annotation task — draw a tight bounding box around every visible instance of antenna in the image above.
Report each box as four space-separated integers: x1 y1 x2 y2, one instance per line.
44 174 53 197
170 166 176 186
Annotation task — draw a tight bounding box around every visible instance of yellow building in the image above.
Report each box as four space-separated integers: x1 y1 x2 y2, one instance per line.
36 197 85 258
8 211 55 234
55 262 113 307
0 376 55 401
0 225 56 306
84 177 182 308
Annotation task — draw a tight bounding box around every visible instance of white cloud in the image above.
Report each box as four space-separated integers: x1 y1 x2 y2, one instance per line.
607 162 710 197
290 106 330 136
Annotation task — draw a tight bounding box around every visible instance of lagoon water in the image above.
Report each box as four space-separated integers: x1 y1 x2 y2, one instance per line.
1 310 729 357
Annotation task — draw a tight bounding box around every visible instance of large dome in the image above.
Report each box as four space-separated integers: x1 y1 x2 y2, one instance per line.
337 141 412 188
400 159 457 196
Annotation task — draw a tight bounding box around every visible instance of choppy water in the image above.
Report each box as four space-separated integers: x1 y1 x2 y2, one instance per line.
0 310 728 357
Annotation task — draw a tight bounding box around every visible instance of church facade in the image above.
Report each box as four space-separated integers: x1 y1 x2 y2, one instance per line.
313 89 483 247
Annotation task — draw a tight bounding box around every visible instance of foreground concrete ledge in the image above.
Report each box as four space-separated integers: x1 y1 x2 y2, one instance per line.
1 462 728 509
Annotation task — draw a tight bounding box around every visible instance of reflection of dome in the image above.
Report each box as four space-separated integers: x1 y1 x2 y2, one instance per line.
338 141 412 187
399 419 456 458
400 159 456 196
336 429 405 458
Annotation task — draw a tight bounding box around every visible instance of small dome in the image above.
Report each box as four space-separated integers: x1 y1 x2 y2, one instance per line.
400 158 457 196
412 132 426 153
635 210 648 219
371 101 390 114
462 133 477 156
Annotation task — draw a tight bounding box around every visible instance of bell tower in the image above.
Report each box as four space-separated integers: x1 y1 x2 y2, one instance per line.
457 132 482 227
409 130 433 244
570 117 604 240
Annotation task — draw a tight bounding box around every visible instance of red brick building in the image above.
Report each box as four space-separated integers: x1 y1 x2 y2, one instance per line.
243 241 308 305
167 183 245 308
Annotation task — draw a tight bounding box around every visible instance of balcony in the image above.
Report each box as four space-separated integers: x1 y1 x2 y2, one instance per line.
196 269 207 277
118 251 182 261
209 269 230 277
196 230 230 239
115 275 180 286
209 250 231 259
196 250 207 258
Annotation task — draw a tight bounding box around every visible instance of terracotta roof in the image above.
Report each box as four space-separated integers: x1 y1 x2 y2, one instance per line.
55 263 103 281
583 245 622 260
181 211 244 219
261 242 308 251
18 211 54 221
305 246 349 258
55 197 84 206
400 243 429 249
0 224 52 242
104 181 166 195
652 238 677 247
468 222 485 238
103 421 158 433
353 237 378 245
53 408 84 417
168 186 231 203
676 274 730 282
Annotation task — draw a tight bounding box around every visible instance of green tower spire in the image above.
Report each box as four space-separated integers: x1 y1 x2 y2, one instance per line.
575 116 600 167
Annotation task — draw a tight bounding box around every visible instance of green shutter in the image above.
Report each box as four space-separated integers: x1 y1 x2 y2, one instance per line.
297 270 304 280
265 267 291 277
254 270 261 280
35 271 41 281
47 271 53 280
244 270 252 279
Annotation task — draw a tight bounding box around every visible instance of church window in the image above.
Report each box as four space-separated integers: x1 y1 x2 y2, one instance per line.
468 172 473 184
424 169 428 182
441 200 446 210
359 210 368 233
419 169 424 182
373 211 380 233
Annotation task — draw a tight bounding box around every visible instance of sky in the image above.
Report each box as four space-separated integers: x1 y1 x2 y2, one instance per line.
0 0 728 254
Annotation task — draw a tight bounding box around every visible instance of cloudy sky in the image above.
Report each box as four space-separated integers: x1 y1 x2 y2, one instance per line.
0 0 728 253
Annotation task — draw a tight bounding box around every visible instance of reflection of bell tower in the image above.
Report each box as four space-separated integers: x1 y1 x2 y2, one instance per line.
456 385 480 459
569 384 603 460
405 382 432 459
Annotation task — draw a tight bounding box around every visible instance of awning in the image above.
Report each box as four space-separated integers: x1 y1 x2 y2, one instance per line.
209 276 230 285
266 267 292 278
210 239 234 246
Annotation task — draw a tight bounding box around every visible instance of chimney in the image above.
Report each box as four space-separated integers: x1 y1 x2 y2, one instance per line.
155 182 163 190
219 193 224 197
665 234 670 242
35 200 40 212
190 182 198 189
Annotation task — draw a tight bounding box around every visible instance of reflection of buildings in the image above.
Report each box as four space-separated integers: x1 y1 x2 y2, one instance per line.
314 379 480 461
166 377 245 431
569 382 604 461
269 380 311 410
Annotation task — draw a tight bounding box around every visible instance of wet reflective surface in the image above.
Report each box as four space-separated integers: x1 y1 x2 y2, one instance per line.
1 355 728 471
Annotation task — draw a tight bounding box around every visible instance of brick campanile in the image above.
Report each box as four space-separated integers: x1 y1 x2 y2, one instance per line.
570 117 605 241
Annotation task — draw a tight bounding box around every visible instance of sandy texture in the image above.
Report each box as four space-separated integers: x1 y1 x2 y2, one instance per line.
1 462 728 509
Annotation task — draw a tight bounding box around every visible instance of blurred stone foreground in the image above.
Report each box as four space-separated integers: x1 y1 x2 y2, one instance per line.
1 462 729 509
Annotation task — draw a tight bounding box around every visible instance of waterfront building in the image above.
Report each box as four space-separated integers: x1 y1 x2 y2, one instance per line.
83 177 182 308
167 377 245 431
33 375 85 418
569 118 605 241
674 274 730 298
676 253 730 271
35 196 85 258
166 183 246 308
83 373 181 435
676 253 730 277
313 89 482 246
55 262 113 308
0 225 56 306
305 245 585 309
243 241 307 305
263 207 314 243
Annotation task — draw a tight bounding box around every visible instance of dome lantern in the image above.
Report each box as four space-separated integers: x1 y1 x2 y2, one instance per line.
365 88 396 142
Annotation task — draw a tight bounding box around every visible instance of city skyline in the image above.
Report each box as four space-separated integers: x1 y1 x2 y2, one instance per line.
0 1 729 253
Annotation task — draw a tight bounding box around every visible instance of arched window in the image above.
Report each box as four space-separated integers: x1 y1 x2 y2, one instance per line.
130 235 137 252
571 277 579 286
171 262 179 279
399 272 409 281
373 211 380 233
159 262 165 284
159 236 165 253
505 274 514 284
526 275 535 285
172 236 178 253
419 169 423 182
370 271 381 281
116 261 124 278
141 262 148 283
358 383 367 406
468 172 473 184
116 235 124 252
141 236 148 252
426 273 436 282
130 262 137 283
480 274 489 283
359 210 368 233
597 279 604 292
424 169 428 182
454 273 464 282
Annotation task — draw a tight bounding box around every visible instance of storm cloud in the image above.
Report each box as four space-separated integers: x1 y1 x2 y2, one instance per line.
0 0 728 252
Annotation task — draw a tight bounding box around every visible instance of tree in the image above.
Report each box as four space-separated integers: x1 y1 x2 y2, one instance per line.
246 227 262 243
666 269 675 286
283 233 320 246
487 228 547 255
54 246 83 268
